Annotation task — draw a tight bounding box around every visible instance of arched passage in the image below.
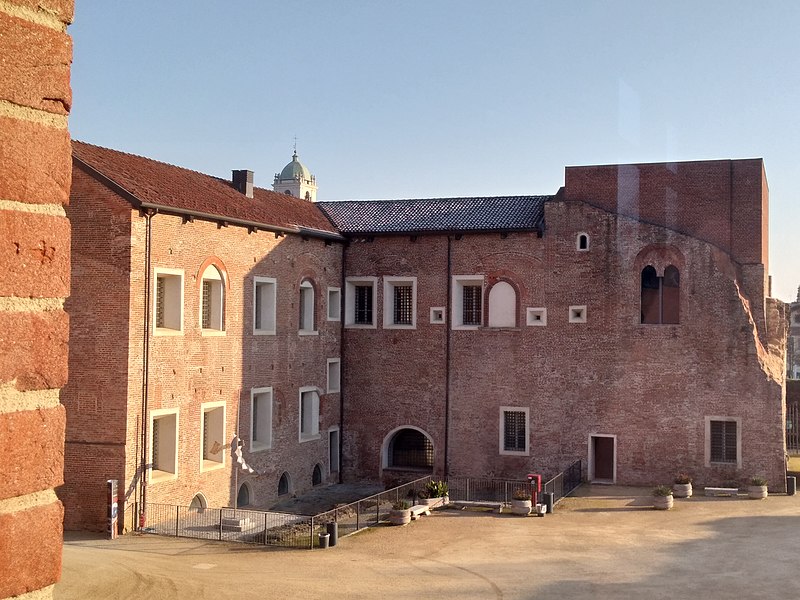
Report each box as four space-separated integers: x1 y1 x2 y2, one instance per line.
237 482 252 507
382 426 434 471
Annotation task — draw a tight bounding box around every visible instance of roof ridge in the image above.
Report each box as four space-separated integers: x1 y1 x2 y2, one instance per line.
318 195 552 204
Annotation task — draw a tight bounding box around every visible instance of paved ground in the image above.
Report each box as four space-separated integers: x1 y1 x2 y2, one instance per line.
57 485 800 599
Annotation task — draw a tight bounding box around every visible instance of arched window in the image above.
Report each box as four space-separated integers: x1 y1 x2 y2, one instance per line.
278 472 291 496
577 233 589 251
200 265 225 331
189 493 207 512
237 482 251 507
312 464 323 486
388 429 433 469
488 281 517 327
299 279 316 332
304 191 311 201
284 189 292 196
641 265 680 324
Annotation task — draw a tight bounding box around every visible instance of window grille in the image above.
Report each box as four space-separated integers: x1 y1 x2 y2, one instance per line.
152 418 160 470
393 285 413 325
354 285 373 325
201 280 212 329
155 278 165 328
710 420 737 463
503 410 527 452
202 412 210 460
462 285 482 325
390 429 433 468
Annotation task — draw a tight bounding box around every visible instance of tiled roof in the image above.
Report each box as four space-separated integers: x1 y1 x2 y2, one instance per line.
72 141 340 237
317 196 549 234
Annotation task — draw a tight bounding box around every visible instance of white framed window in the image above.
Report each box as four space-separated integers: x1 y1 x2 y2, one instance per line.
200 266 225 333
327 287 341 321
526 307 547 326
153 268 184 335
327 358 341 394
576 233 590 251
149 408 178 482
499 407 529 456
705 416 742 468
383 276 417 329
200 401 226 471
299 387 321 442
253 277 277 335
487 281 517 328
430 307 445 324
569 305 587 323
250 387 273 452
452 275 484 329
299 279 317 334
345 277 378 328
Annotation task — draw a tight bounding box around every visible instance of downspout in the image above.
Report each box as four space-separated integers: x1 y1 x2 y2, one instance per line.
138 210 154 530
444 236 452 477
338 242 347 483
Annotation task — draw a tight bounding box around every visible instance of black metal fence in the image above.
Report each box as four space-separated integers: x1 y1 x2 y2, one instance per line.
542 459 582 504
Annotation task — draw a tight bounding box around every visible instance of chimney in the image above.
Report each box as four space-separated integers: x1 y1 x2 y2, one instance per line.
232 169 254 198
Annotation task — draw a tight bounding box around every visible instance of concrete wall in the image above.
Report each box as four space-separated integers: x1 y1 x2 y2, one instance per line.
0 1 73 598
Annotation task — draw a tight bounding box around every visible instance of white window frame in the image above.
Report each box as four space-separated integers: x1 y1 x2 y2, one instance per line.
153 268 184 335
569 305 587 324
149 408 179 483
576 232 590 251
298 386 321 442
345 276 378 328
327 287 342 321
430 306 445 324
383 276 417 329
199 401 226 472
250 387 273 452
253 277 277 335
705 416 742 468
526 307 547 326
452 275 484 330
199 265 225 334
299 280 318 335
327 358 341 394
499 406 530 456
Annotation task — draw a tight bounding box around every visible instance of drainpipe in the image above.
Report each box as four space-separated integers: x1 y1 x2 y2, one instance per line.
138 210 154 530
444 236 452 477
338 242 347 484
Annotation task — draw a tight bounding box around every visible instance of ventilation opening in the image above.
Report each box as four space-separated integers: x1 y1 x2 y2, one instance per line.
237 483 251 507
278 472 290 496
312 464 323 486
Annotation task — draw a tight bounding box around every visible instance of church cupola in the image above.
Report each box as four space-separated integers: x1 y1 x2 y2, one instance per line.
273 149 317 202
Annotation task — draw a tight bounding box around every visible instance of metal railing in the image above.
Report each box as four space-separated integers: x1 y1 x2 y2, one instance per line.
542 459 582 504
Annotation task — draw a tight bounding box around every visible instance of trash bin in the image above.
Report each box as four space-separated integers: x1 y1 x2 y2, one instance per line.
327 522 338 547
787 476 797 496
542 492 554 514
318 533 330 549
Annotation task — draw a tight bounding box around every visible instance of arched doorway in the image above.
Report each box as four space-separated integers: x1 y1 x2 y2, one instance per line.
383 427 434 470
237 482 252 507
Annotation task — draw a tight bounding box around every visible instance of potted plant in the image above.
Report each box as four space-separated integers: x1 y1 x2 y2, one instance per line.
389 500 412 525
511 488 532 515
652 485 674 510
673 473 693 498
748 476 768 500
421 480 449 509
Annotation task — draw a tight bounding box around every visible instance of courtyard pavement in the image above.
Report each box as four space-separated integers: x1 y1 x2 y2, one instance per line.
56 485 800 599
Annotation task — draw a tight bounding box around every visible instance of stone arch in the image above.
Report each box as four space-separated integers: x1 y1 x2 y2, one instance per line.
237 481 253 507
278 471 291 496
381 425 434 471
189 492 208 512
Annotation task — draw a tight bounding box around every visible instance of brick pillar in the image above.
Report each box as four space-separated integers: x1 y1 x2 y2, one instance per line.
0 2 73 599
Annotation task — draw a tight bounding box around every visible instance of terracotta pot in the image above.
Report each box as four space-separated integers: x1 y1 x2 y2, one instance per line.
511 499 532 515
673 483 692 498
389 509 411 525
748 485 768 500
653 494 674 510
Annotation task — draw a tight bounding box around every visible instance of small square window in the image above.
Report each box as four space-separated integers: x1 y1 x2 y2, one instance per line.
569 305 587 323
430 307 445 324
526 307 547 326
327 287 341 321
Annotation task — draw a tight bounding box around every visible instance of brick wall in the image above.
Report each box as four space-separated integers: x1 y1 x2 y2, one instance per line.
0 1 73 598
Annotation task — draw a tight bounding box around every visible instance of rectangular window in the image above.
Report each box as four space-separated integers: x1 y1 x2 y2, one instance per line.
149 409 178 481
250 387 273 452
253 277 277 334
299 387 320 441
327 358 341 394
499 407 529 455
383 277 417 328
345 277 377 328
327 287 341 321
452 276 484 329
705 416 741 468
200 402 226 471
153 269 183 333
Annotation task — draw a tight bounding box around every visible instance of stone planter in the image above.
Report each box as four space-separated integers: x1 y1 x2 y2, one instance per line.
389 509 412 525
420 497 444 509
510 499 532 515
673 483 692 498
748 485 768 500
652 494 674 510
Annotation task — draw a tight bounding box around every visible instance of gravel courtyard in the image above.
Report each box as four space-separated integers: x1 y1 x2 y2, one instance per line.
57 485 800 599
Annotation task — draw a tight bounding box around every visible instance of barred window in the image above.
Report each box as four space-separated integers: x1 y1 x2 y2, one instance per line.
503 410 527 453
200 266 224 331
355 285 373 325
393 285 413 325
156 277 166 328
710 420 737 463
152 418 161 470
201 280 212 329
389 428 434 469
463 285 482 326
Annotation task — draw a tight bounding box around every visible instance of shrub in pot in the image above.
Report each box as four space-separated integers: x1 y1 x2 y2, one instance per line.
652 485 674 510
673 473 693 498
389 500 412 525
748 476 768 500
422 480 449 508
511 488 532 515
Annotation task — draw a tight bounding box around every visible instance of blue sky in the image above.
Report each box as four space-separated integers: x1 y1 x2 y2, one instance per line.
69 1 799 301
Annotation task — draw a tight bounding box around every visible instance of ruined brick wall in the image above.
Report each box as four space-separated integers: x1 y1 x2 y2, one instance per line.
0 1 73 597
